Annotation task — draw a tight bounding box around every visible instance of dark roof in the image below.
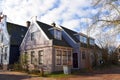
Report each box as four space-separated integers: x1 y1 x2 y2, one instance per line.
61 26 79 42
36 21 71 47
7 22 28 45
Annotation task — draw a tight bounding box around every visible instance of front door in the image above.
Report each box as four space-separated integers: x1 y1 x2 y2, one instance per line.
73 53 78 68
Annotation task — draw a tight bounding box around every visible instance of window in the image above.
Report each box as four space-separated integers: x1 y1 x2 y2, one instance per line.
63 51 67 65
31 32 35 41
56 50 72 66
4 47 7 60
54 30 62 40
1 48 3 53
56 50 62 65
82 51 86 59
38 50 43 64
68 51 72 65
24 52 28 64
80 35 87 43
31 51 35 64
89 39 94 45
1 34 3 42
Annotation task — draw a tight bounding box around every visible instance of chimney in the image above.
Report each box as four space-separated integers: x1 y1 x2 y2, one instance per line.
51 22 56 27
26 21 31 27
0 12 5 22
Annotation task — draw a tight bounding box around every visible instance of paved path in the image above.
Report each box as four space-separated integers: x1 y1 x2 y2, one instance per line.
0 66 120 80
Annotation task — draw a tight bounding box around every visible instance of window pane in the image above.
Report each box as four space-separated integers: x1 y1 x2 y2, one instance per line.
82 51 86 59
63 51 67 65
68 51 72 65
31 32 35 41
38 50 43 64
24 52 28 64
90 39 94 45
80 36 87 43
31 51 35 64
4 47 7 60
56 50 62 65
55 30 62 40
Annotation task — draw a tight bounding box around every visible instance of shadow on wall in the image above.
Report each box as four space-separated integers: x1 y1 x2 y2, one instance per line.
0 73 31 80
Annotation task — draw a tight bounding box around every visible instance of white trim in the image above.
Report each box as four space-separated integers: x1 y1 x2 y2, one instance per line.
34 21 49 40
62 28 76 44
20 21 50 49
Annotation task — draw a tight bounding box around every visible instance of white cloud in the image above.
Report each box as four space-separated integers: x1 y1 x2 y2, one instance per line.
1 0 93 28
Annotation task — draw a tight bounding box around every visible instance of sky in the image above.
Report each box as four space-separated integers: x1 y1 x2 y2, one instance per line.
0 0 96 32
0 0 120 46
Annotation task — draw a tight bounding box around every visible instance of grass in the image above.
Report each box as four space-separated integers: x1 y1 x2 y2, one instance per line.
47 73 70 78
45 71 71 78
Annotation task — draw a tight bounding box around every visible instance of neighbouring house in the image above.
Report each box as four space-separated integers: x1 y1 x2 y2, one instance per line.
0 13 28 70
20 17 102 73
20 18 73 73
116 45 120 61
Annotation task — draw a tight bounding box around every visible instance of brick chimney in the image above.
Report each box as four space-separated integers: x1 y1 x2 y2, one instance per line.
26 21 31 27
51 22 56 27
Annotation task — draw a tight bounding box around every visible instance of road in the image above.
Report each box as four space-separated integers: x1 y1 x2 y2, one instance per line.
0 66 120 80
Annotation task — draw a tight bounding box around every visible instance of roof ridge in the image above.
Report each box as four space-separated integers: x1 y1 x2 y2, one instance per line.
61 26 78 33
7 22 26 28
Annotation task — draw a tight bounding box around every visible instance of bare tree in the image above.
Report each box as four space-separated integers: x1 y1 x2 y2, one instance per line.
91 0 120 34
95 30 118 64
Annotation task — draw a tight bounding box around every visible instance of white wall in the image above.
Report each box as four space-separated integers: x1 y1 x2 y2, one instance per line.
0 15 10 65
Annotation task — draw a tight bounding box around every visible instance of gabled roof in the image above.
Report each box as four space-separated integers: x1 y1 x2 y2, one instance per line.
36 21 71 47
7 22 28 45
61 26 79 42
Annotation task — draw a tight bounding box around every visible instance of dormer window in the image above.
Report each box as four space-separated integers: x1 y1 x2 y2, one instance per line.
89 39 94 45
54 30 62 40
80 35 87 43
49 22 62 40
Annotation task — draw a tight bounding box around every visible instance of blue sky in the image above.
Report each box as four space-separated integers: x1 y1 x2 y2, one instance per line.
0 0 96 32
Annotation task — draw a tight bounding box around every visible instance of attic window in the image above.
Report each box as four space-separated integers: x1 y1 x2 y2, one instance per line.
80 35 87 43
54 30 62 40
89 39 94 45
31 32 35 41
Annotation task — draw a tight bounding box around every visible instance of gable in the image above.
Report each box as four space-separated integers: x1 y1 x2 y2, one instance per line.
20 22 53 51
36 21 71 47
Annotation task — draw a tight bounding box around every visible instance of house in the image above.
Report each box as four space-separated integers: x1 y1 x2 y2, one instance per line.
61 27 99 69
0 14 28 70
20 18 73 73
116 45 120 61
20 17 101 73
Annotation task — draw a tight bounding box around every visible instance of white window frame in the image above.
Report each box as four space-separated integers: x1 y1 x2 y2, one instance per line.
55 49 72 66
31 32 35 41
38 50 43 65
56 50 62 65
80 35 87 43
54 30 62 40
4 47 8 60
89 39 94 45
31 51 35 64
